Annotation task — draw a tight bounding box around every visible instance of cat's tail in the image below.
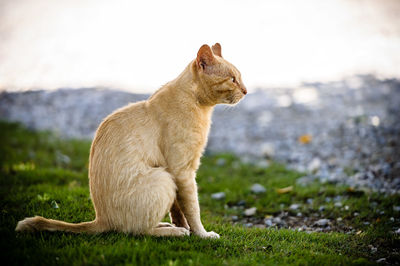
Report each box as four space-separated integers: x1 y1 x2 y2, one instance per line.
15 216 102 233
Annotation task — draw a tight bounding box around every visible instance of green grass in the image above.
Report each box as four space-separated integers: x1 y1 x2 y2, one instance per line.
0 120 399 265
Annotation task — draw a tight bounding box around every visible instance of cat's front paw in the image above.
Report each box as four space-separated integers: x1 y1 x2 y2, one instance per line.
195 231 220 239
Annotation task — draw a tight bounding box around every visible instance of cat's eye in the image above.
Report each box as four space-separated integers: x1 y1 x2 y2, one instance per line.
231 77 236 83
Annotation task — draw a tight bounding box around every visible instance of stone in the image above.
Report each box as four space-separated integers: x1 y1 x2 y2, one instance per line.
211 192 225 200
314 219 330 227
308 157 321 172
296 176 315 186
251 184 266 194
237 200 246 206
216 158 226 166
334 202 343 207
376 258 386 263
289 204 300 210
244 207 257 216
264 219 273 227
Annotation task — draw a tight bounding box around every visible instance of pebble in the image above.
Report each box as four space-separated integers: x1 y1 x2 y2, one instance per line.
376 258 386 263
314 219 330 227
211 192 225 200
395 228 400 234
296 176 315 186
272 217 282 224
289 204 300 210
334 202 343 207
244 207 257 216
231 215 239 221
216 158 226 166
264 219 273 227
318 206 326 212
393 206 400 212
237 200 246 206
251 183 266 194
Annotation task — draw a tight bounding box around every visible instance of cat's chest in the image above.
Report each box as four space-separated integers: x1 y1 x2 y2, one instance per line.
164 115 211 170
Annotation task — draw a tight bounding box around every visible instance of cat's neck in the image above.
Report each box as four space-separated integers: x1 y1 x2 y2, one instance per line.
149 61 215 116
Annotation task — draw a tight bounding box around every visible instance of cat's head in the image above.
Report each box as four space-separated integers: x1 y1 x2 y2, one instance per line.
194 43 247 105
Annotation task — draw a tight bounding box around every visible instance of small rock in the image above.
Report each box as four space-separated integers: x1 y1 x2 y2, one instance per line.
344 205 349 210
272 217 283 225
376 258 386 263
254 224 266 229
393 206 400 212
395 228 400 234
244 207 257 216
306 198 314 204
251 184 266 194
337 217 343 222
334 202 343 207
296 176 314 186
319 206 326 212
211 192 225 200
390 217 394 222
256 160 270 168
244 223 253 228
308 157 321 172
264 219 273 227
216 158 226 166
297 212 302 217
368 245 377 253
333 195 342 202
325 197 332 203
315 219 330 227
231 215 239 221
56 151 71 165
237 200 246 206
289 204 300 210
353 212 359 217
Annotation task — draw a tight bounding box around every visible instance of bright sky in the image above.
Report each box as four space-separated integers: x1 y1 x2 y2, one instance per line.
0 0 399 93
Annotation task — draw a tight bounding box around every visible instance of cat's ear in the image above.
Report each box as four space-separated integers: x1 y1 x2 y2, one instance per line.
196 44 215 70
211 43 222 58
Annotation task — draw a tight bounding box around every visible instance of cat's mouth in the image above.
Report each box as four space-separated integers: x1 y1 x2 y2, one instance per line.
227 94 244 105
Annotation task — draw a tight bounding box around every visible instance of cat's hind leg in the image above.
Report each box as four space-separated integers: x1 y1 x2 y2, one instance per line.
148 226 190 237
170 200 190 230
109 168 177 235
156 222 174 227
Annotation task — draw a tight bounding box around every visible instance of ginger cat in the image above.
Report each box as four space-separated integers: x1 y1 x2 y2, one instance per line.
16 43 247 238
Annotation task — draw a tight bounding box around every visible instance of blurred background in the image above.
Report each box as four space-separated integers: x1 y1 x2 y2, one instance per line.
0 0 399 193
1 0 400 92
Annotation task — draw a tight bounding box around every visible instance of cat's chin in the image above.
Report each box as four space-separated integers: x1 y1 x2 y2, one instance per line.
220 98 243 106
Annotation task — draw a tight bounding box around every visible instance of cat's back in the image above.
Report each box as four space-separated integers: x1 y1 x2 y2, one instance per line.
90 100 163 173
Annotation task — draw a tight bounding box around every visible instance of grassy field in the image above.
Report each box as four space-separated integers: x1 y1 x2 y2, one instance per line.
0 121 399 265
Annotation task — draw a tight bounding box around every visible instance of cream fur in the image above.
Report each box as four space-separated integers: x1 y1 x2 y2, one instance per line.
16 43 246 238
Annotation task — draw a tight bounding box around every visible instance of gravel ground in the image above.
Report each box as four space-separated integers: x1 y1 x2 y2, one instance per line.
1 75 399 193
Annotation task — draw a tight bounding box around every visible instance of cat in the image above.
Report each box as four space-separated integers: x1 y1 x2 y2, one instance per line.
16 43 247 238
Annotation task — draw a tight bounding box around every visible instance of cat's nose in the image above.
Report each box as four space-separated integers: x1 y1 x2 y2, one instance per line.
241 86 247 95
